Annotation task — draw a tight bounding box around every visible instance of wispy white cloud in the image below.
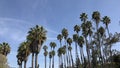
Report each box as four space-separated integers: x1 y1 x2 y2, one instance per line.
0 17 59 42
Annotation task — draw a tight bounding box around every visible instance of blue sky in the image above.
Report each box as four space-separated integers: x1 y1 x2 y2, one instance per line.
0 0 120 67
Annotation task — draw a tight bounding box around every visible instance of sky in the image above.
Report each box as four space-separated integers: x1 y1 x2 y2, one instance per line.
0 0 120 67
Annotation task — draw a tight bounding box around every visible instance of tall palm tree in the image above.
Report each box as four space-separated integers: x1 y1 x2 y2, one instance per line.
17 41 30 68
73 34 80 67
92 11 101 67
67 38 74 68
102 16 112 65
62 45 67 68
49 51 52 68
57 34 63 67
57 47 63 68
27 25 47 68
78 36 85 66
43 45 48 68
61 28 69 67
0 42 11 56
50 42 56 68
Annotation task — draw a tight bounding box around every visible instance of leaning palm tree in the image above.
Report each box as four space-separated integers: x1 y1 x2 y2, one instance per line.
43 45 48 68
102 16 112 66
27 25 47 68
0 42 11 56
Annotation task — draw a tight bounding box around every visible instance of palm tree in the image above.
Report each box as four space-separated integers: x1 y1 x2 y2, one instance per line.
78 36 85 66
49 51 52 68
102 16 111 37
61 28 68 41
67 37 74 68
92 11 100 31
57 34 63 47
61 28 69 67
17 41 30 68
80 13 88 22
43 45 48 68
102 16 112 65
57 34 63 67
73 34 80 67
74 25 80 34
57 47 63 68
62 45 67 68
0 42 11 56
27 25 47 68
16 53 23 68
50 42 56 68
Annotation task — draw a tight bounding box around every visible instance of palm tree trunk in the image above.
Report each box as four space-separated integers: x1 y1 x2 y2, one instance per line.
45 56 46 68
85 37 91 68
70 51 74 68
24 60 27 68
58 57 60 68
49 58 51 68
35 53 38 68
19 64 22 68
64 55 66 68
32 53 34 68
52 56 54 68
